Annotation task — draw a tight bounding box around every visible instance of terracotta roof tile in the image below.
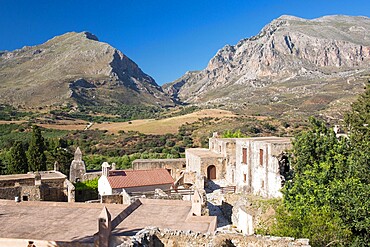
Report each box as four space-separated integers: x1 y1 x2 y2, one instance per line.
107 169 174 189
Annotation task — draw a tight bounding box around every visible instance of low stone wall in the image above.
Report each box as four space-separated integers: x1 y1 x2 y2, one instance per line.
120 227 310 247
102 194 123 204
83 171 101 181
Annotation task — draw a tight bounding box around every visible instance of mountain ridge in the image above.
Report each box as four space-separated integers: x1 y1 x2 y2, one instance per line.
164 14 370 117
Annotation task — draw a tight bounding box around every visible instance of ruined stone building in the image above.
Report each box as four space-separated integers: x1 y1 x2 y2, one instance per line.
98 162 174 196
0 170 74 202
185 134 291 198
126 134 292 199
235 137 291 198
186 135 236 183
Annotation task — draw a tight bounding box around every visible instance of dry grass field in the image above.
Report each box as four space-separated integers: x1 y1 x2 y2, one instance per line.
93 109 236 134
38 119 87 131
0 120 25 125
0 109 236 135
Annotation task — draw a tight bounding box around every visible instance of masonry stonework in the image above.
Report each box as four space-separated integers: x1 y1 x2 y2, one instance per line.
132 158 186 181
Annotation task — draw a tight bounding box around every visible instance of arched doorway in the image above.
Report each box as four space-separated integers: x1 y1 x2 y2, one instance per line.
207 165 216 180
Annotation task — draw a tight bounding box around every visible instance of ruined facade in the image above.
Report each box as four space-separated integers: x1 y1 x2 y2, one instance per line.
186 134 291 198
128 135 291 199
235 137 291 198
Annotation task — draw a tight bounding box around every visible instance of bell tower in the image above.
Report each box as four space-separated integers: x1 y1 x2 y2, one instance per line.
69 147 86 182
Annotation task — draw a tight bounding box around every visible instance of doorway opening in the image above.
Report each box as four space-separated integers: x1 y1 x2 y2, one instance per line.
207 165 216 180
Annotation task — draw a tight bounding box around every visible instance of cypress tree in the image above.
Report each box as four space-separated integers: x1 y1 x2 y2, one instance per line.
8 141 28 174
27 126 46 171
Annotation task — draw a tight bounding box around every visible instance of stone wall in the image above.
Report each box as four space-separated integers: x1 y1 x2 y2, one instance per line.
102 194 123 204
21 185 42 201
186 149 226 181
0 186 21 200
0 184 68 202
41 185 68 202
132 159 186 181
185 149 202 174
0 178 34 187
83 171 101 181
40 178 68 202
208 138 237 185
125 227 310 247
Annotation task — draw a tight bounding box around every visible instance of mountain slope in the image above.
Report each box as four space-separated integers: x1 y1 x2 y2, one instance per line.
0 32 174 109
164 15 370 117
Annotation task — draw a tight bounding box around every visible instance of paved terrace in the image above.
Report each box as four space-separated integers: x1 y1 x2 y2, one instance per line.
114 198 216 236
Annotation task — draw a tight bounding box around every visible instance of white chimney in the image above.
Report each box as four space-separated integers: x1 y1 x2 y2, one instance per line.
102 162 110 177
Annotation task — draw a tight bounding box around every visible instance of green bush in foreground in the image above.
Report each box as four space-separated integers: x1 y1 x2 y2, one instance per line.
270 83 370 246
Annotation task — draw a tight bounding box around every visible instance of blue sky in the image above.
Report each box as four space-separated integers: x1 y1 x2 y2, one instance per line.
1 0 369 85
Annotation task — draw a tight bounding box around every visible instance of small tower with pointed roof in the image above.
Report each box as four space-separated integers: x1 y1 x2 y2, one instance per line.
69 147 86 182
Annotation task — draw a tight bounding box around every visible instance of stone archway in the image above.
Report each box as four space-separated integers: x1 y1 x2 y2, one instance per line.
207 165 216 180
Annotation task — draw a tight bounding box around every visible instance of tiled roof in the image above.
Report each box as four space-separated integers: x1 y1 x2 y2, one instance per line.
107 169 174 189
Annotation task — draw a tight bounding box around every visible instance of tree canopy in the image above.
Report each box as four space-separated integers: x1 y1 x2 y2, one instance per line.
27 125 46 171
270 82 370 246
7 141 28 174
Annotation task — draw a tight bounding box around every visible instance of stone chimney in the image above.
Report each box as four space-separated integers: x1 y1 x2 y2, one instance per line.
98 206 111 247
111 163 116 171
34 171 42 186
102 162 110 177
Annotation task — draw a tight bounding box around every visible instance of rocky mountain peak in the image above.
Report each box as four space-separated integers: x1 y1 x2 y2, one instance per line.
164 15 370 118
83 31 99 41
0 31 173 109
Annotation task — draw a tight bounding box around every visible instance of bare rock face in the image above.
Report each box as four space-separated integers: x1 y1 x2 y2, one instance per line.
0 31 173 109
164 15 370 117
